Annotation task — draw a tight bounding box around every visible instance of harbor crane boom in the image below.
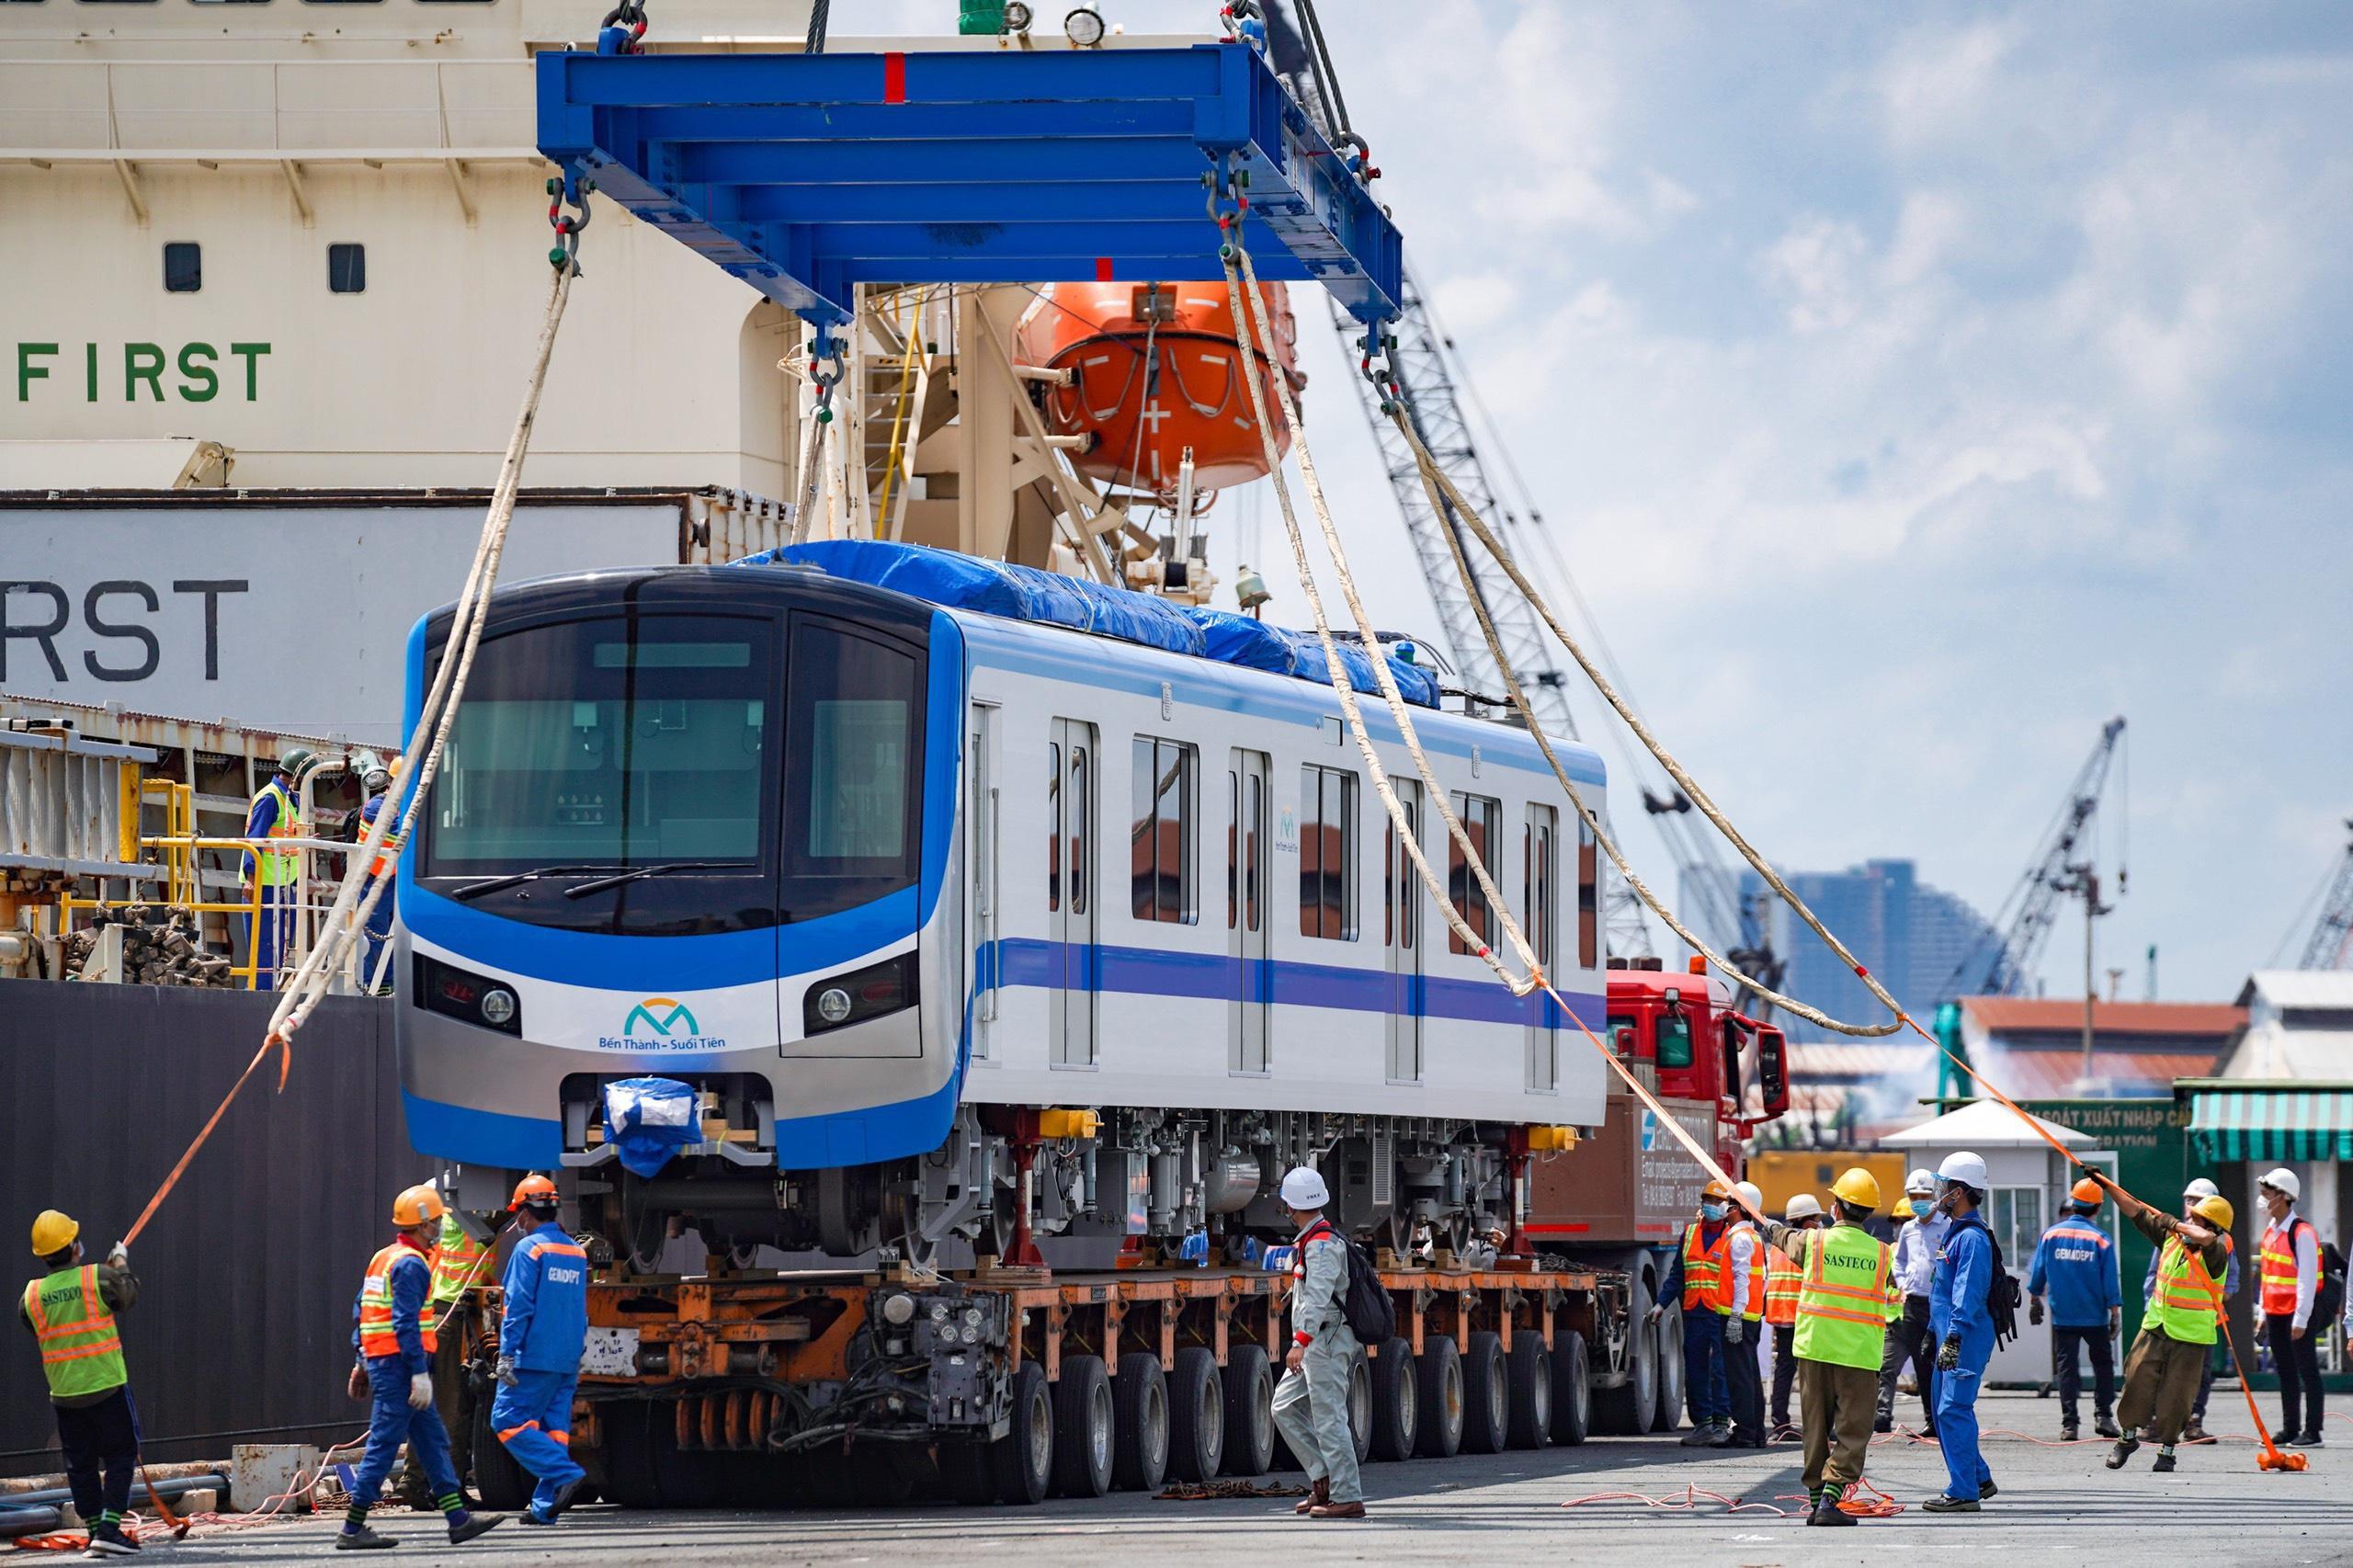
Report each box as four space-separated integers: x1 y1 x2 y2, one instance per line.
2296 821 2353 971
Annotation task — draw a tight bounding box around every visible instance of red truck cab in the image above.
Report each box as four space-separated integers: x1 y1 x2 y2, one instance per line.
1603 956 1790 1145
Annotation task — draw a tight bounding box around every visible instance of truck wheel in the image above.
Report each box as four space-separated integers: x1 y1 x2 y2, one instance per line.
1414 1338 1464 1459
1220 1345 1275 1476
1506 1336 1553 1449
597 1401 662 1510
1051 1355 1115 1497
1111 1353 1170 1493
1167 1347 1225 1483
937 1441 995 1506
1347 1346 1373 1466
1461 1331 1509 1454
1650 1304 1682 1433
1593 1276 1658 1435
1551 1331 1592 1446
470 1392 536 1511
991 1362 1054 1506
1367 1337 1419 1460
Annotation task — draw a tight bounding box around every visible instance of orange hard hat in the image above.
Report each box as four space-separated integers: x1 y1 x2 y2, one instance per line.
1701 1179 1733 1203
511 1174 560 1210
2072 1177 2105 1206
392 1184 445 1228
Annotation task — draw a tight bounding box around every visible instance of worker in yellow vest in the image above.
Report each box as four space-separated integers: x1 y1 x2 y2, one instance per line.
1752 1169 1897 1528
398 1183 497 1510
241 747 316 990
18 1212 142 1559
1765 1194 1821 1441
2094 1172 2231 1473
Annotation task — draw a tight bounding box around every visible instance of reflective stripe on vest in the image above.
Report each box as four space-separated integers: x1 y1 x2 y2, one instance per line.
427 1213 487 1309
247 780 303 887
2259 1219 2313 1317
2146 1234 2222 1345
1792 1223 1896 1370
1764 1245 1803 1327
358 1242 438 1358
1680 1223 1730 1313
22 1266 127 1400
1730 1221 1767 1322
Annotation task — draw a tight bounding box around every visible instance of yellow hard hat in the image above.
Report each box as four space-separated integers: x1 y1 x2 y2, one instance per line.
1830 1166 1882 1210
2192 1196 2234 1232
29 1210 79 1256
1893 1197 1915 1221
392 1184 447 1228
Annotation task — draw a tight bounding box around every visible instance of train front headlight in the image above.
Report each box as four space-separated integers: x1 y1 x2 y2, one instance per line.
801 952 918 1037
480 987 517 1028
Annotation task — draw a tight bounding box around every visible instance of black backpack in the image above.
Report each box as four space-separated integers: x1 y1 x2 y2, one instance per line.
2318 1240 2347 1328
1954 1215 2023 1347
1304 1221 1396 1346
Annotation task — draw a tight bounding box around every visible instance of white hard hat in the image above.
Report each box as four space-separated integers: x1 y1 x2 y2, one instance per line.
1905 1167 1937 1196
1734 1182 1764 1214
2183 1177 2220 1201
1784 1194 1823 1222
1937 1151 1989 1190
2260 1167 2301 1202
1279 1166 1330 1210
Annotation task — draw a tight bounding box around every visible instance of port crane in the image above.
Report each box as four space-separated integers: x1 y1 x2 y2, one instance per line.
2292 821 2353 971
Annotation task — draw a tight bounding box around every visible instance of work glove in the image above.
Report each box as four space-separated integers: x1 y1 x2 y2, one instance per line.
1935 1335 1961 1374
2029 1296 2045 1327
347 1364 369 1403
408 1372 433 1411
106 1243 129 1268
494 1356 520 1389
1723 1314 1745 1346
1645 1304 1664 1326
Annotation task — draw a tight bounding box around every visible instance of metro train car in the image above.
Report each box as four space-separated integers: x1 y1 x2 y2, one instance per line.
395 542 1609 1268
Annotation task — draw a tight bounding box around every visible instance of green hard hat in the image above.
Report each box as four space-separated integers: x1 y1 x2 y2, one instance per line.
278 746 318 778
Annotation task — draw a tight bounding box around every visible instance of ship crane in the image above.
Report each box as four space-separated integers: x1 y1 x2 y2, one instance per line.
2293 820 2353 971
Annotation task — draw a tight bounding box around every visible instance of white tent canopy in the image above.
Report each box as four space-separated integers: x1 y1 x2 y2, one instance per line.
1878 1098 2094 1150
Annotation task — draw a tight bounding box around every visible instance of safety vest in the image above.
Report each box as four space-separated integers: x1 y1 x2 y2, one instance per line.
1792 1223 1897 1370
1729 1221 1767 1322
427 1211 487 1309
2259 1217 2313 1317
245 778 303 887
21 1267 127 1401
2146 1234 2222 1345
358 1242 438 1359
1764 1244 1804 1327
1679 1221 1729 1313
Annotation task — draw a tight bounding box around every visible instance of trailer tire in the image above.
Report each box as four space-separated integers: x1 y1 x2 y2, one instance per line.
1111 1353 1170 1493
1651 1304 1683 1433
1347 1346 1373 1466
1551 1331 1592 1446
470 1392 536 1511
991 1362 1054 1506
1505 1335 1552 1449
1051 1355 1115 1498
1167 1347 1225 1483
1461 1331 1508 1455
1593 1276 1658 1435
1414 1337 1463 1459
596 1401 663 1511
1219 1345 1275 1477
1366 1337 1419 1460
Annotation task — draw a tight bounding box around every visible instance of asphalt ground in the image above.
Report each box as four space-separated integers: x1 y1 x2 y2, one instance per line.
109 1392 2351 1567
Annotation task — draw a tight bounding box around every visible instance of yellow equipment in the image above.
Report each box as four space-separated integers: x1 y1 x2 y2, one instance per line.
29 1210 79 1256
1830 1166 1882 1210
2192 1195 2234 1232
392 1184 447 1228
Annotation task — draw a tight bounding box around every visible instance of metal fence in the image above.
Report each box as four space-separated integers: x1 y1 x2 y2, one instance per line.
0 981 427 1475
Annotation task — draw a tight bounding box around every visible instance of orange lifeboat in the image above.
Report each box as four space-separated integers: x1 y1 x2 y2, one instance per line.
1014 279 1303 497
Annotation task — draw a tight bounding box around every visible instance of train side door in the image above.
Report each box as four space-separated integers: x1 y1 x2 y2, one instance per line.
1228 748 1270 1074
1385 780 1424 1083
1050 718 1098 1068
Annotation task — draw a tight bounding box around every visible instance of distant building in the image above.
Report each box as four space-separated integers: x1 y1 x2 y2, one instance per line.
2218 971 2353 1079
1957 997 2242 1097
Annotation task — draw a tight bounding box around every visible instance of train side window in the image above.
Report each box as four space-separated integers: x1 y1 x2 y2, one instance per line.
1298 764 1357 940
1448 792 1499 955
1068 743 1089 916
1246 771 1263 932
1226 768 1239 930
1129 735 1195 925
1576 812 1599 969
1047 741 1062 912
1524 805 1555 967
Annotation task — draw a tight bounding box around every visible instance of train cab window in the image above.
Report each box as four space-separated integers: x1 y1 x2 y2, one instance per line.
1298 765 1357 940
1576 813 1599 969
1130 736 1196 925
162 244 200 292
1448 792 1499 955
781 619 921 913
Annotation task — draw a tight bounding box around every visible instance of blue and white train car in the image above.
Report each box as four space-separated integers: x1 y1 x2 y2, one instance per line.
394 543 1608 1266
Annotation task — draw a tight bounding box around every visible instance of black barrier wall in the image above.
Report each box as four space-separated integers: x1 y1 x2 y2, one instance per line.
2 981 427 1474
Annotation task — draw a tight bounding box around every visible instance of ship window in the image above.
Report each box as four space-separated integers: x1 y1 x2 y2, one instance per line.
327 244 366 293
162 244 200 293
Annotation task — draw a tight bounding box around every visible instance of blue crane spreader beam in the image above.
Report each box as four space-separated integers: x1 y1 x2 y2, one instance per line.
536 42 1404 331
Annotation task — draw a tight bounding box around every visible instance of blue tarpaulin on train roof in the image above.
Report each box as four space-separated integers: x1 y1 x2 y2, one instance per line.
743 540 1206 657
1186 608 1441 710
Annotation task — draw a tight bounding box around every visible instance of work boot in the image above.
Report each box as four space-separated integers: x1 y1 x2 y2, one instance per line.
2097 1416 2123 1440
1979 1479 1998 1501
2105 1436 2141 1470
2288 1431 2325 1448
1920 1493 1979 1514
2151 1450 2177 1472
1871 1414 1893 1435
2060 1421 2079 1443
334 1526 397 1551
446 1514 506 1546
1809 1494 1855 1528
1309 1501 1366 1520
1294 1477 1330 1515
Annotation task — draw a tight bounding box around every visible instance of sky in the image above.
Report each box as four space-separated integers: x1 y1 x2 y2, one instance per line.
875 3 2353 1009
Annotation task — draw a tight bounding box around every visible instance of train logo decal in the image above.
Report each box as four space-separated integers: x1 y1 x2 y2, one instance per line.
599 996 728 1052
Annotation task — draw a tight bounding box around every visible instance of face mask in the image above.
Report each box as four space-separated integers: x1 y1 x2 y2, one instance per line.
1700 1201 1727 1221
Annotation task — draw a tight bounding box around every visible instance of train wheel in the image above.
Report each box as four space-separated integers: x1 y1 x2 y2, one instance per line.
991 1362 1054 1506
1593 1275 1658 1435
1460 1332 1508 1454
1167 1347 1225 1483
1367 1337 1419 1460
937 1441 995 1506
1051 1355 1114 1497
1111 1354 1170 1493
1413 1338 1464 1459
1506 1336 1553 1449
1650 1302 1683 1433
1551 1331 1593 1446
1219 1345 1275 1476
469 1393 536 1511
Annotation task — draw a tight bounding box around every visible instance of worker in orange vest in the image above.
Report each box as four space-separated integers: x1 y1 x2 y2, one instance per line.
1723 1182 1769 1447
2256 1167 2324 1447
1651 1179 1737 1445
1766 1194 1822 1441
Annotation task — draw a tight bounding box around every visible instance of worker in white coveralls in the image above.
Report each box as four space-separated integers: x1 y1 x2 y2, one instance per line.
1269 1166 1365 1519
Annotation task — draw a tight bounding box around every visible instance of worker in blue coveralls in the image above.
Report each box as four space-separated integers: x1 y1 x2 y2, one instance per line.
1923 1151 1997 1514
2029 1176 2123 1441
491 1175 588 1527
341 1184 506 1551
241 748 316 990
